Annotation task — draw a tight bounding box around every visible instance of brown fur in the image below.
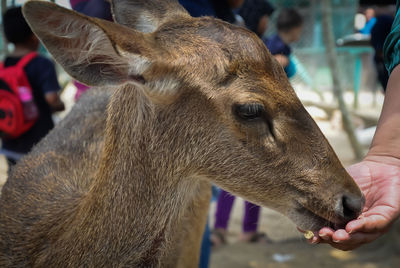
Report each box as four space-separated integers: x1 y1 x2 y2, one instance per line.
0 1 363 267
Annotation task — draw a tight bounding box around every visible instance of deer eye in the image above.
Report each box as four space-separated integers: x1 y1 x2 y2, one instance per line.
234 103 265 121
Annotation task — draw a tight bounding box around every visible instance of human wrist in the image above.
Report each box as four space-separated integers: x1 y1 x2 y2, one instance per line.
364 151 400 167
366 63 400 162
368 115 400 162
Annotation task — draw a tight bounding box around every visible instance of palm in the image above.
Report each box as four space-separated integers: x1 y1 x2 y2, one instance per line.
311 158 400 250
346 160 400 232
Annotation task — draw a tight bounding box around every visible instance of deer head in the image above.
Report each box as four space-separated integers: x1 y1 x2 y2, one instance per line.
22 0 363 231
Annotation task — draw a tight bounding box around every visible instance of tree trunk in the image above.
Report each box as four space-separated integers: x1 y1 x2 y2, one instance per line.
1 0 8 55
321 0 364 161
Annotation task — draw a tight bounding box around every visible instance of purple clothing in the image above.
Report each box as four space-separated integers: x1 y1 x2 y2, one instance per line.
214 190 260 233
73 81 90 101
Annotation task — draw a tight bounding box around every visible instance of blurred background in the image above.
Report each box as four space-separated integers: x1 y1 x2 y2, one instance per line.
0 0 399 267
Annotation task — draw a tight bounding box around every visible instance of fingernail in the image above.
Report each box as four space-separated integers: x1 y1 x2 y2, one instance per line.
333 239 340 243
319 233 329 240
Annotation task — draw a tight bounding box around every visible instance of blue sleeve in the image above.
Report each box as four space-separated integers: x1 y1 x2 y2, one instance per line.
30 56 61 95
383 0 400 73
268 42 285 55
285 58 296 78
263 36 291 56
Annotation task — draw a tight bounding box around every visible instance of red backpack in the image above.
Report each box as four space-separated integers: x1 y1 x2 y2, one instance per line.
0 52 39 139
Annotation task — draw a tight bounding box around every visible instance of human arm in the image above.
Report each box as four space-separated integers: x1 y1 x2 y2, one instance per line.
34 56 65 113
45 92 65 112
308 64 400 250
274 54 289 68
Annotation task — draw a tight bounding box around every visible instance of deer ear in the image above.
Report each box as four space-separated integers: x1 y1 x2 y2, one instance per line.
22 1 152 87
110 0 190 32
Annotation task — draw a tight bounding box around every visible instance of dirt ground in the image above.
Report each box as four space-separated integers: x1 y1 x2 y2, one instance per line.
210 236 400 268
1 90 399 267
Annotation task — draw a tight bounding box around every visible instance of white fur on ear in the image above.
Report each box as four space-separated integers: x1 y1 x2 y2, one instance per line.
115 48 151 83
136 12 158 33
145 77 180 96
66 22 129 79
116 47 180 96
111 0 190 33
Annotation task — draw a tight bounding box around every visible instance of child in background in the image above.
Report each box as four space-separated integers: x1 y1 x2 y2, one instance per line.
264 8 304 78
239 0 275 37
179 0 245 25
1 7 64 167
212 191 271 245
360 8 377 34
370 7 395 91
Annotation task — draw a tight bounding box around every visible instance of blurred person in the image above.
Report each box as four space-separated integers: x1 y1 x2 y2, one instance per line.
212 0 245 25
370 9 395 91
263 8 304 78
211 191 271 246
1 7 64 168
239 0 275 37
305 0 400 250
359 7 377 34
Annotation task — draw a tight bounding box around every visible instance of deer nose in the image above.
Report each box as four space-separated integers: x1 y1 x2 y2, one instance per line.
336 193 365 222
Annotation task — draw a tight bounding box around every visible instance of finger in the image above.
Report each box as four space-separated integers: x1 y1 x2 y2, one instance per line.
318 227 334 241
346 215 389 234
306 235 321 244
345 216 366 233
332 229 350 242
318 231 383 251
318 229 350 243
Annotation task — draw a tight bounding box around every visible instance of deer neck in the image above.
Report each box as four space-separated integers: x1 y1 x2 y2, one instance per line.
76 85 198 262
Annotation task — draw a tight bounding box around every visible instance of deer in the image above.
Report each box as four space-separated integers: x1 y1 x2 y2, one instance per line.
0 0 364 267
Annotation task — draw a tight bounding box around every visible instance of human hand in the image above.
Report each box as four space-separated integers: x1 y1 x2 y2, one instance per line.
274 54 289 68
307 156 400 250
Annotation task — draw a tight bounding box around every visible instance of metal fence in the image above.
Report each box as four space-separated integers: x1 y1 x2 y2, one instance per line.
266 0 376 92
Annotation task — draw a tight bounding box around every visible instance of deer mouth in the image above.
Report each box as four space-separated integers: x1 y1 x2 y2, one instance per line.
293 202 346 231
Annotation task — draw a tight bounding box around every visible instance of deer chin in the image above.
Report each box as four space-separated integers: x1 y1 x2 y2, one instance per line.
288 202 347 232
